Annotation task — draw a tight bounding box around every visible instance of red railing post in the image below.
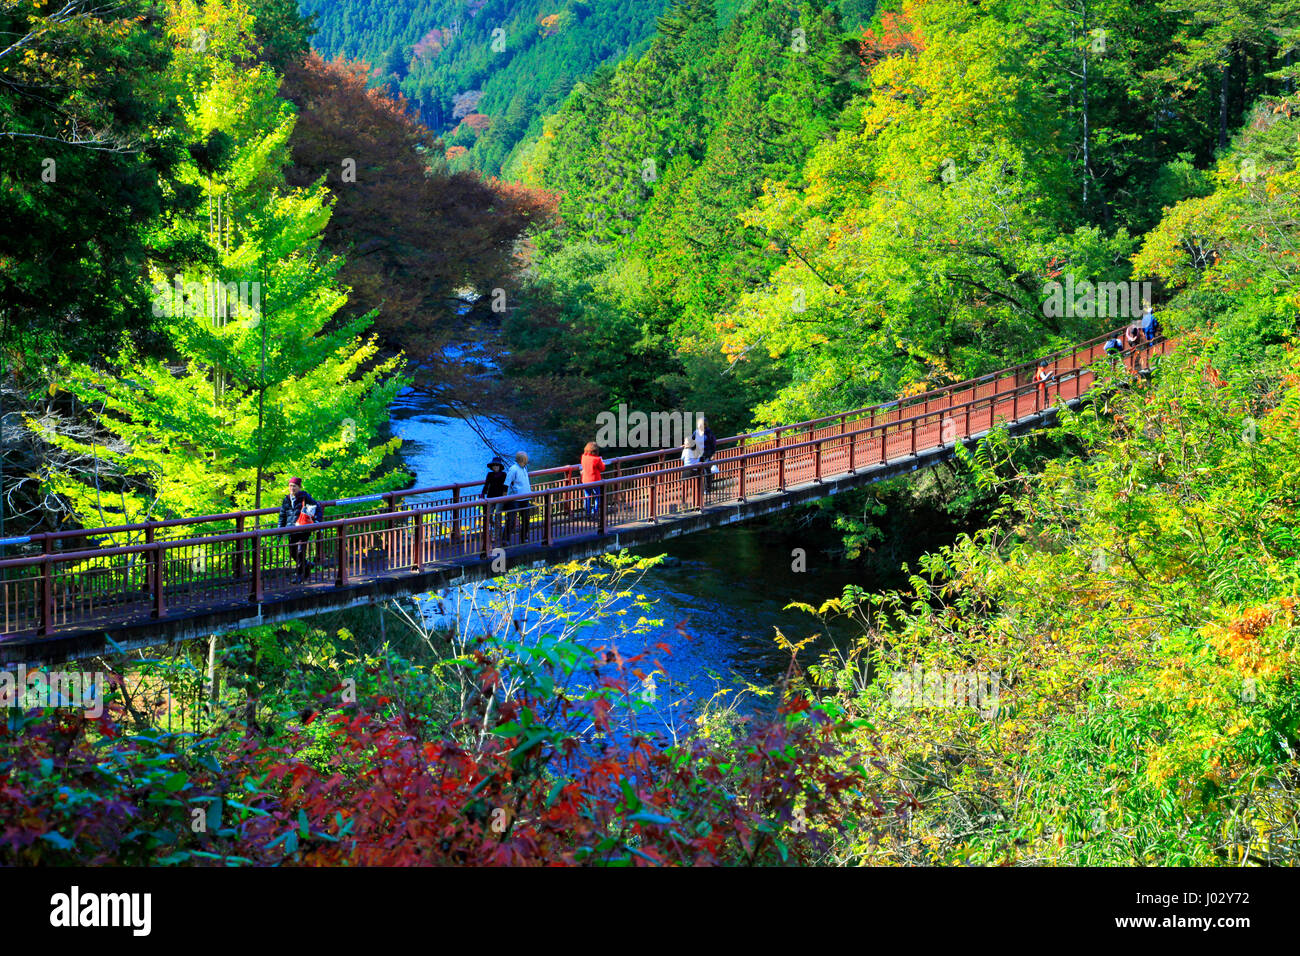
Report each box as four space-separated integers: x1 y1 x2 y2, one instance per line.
815 439 823 481
778 451 786 492
384 493 397 557
544 493 554 545
413 511 424 573
599 482 608 535
849 430 857 473
152 543 165 620
910 421 918 456
481 501 491 557
145 524 156 594
39 554 54 636
880 429 887 464
451 487 461 546
738 457 748 500
234 515 244 577
335 521 348 587
250 533 263 602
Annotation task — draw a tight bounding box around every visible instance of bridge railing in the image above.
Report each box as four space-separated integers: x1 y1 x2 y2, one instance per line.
0 333 1174 640
0 326 1135 559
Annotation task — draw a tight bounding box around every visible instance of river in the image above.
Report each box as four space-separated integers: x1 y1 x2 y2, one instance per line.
389 383 869 730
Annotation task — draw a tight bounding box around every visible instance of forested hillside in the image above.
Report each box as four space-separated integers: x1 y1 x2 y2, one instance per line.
300 0 882 173
300 0 670 173
502 0 1295 518
502 0 868 437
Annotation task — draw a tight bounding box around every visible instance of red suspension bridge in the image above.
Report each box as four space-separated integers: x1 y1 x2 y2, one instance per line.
0 330 1172 663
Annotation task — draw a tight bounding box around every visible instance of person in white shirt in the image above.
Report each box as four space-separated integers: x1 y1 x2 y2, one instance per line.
681 438 700 467
678 439 702 510
503 451 532 544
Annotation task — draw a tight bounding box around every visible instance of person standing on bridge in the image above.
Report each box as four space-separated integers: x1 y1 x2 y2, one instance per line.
1033 360 1055 408
581 442 605 519
481 456 508 543
680 437 702 510
1141 304 1163 347
504 451 532 545
278 477 324 583
692 415 717 493
1124 322 1144 373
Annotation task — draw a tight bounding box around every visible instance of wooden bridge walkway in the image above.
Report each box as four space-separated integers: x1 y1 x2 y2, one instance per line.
0 330 1172 663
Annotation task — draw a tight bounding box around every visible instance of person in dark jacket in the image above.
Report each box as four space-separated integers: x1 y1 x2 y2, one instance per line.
278 477 324 582
692 415 717 492
1141 305 1163 345
1104 335 1123 366
481 456 508 542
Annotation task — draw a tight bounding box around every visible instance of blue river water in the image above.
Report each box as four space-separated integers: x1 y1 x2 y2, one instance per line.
388 384 866 731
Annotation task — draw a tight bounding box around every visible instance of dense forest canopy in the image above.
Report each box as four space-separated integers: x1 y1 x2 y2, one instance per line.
499 0 1297 442
301 0 674 173
300 0 884 173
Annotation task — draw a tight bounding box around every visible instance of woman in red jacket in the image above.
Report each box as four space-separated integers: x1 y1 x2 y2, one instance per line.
581 441 605 519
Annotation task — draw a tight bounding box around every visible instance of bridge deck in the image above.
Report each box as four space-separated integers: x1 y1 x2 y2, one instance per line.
0 332 1172 663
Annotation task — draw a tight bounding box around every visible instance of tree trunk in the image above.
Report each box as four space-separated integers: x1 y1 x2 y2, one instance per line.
1219 60 1230 151
1082 0 1091 210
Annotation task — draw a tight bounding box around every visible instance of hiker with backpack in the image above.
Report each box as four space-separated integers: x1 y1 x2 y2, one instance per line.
1142 305 1163 346
278 476 324 583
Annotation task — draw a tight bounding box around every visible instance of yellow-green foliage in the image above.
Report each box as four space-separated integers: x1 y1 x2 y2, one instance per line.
789 73 1300 865
802 337 1299 865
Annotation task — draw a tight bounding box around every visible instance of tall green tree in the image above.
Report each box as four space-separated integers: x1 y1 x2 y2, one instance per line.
34 0 406 529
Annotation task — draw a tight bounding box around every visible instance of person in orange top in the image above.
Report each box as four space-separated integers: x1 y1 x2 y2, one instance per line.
1033 360 1054 408
581 441 605 519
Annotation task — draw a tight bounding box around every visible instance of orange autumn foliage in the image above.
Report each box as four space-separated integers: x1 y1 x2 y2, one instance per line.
858 2 927 67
